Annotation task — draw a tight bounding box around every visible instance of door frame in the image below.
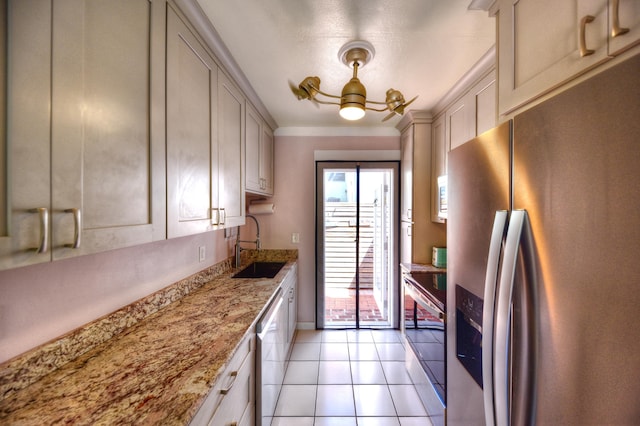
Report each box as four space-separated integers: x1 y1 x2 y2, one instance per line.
315 160 400 329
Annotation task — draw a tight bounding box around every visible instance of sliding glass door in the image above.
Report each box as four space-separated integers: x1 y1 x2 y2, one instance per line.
316 162 399 329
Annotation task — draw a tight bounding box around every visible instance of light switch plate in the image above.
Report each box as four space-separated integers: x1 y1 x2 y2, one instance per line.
291 232 300 244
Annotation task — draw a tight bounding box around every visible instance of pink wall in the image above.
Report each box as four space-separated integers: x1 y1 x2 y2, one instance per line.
0 134 400 362
252 135 401 326
0 231 234 363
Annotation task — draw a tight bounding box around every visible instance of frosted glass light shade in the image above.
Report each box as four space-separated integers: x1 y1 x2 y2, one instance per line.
339 106 366 120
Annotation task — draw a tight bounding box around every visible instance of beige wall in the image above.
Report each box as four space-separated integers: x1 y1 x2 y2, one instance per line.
250 135 401 326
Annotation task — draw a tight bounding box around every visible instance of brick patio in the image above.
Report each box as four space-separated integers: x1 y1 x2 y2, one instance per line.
325 288 440 325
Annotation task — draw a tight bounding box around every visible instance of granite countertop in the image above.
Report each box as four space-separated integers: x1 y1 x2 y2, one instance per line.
400 262 446 274
0 250 297 425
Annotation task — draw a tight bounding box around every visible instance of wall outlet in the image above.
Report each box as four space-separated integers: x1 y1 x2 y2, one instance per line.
199 246 206 262
291 232 300 244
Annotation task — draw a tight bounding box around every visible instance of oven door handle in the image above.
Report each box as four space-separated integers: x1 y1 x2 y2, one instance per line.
403 278 445 320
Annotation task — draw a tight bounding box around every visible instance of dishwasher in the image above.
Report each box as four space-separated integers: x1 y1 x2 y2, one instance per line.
256 288 285 426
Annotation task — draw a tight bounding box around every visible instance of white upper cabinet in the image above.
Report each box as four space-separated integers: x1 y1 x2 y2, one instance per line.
217 72 246 228
166 6 246 236
429 51 496 224
1 0 165 270
261 125 275 196
496 0 640 116
166 6 218 238
431 115 446 223
246 103 274 196
399 116 447 264
0 0 52 269
608 0 640 55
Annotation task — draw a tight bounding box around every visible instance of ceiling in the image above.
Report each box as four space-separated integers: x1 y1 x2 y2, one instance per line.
196 0 495 130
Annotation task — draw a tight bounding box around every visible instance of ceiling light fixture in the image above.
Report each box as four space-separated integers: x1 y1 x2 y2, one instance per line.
289 40 418 122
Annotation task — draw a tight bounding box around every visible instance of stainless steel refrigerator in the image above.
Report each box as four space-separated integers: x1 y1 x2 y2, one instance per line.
447 54 640 425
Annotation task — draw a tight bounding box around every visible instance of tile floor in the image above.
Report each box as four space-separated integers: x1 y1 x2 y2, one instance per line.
271 329 435 426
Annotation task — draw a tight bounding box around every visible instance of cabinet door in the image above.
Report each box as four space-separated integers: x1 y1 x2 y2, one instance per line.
166 7 218 238
218 73 246 228
447 98 471 151
246 104 274 196
260 125 274 196
51 0 165 259
474 72 497 136
608 0 640 55
431 115 446 223
498 0 609 115
400 127 413 222
245 104 263 194
0 0 52 270
400 222 412 264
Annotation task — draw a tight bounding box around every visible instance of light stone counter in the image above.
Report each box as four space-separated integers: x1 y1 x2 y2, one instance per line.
0 249 297 425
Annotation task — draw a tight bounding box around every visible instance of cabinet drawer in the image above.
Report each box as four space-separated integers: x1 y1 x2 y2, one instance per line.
208 348 253 426
190 333 254 426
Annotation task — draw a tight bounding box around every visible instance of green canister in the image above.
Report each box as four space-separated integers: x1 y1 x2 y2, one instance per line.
432 246 447 268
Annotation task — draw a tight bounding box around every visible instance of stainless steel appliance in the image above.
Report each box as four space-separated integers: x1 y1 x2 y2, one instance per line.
402 267 446 425
256 288 285 426
447 54 640 425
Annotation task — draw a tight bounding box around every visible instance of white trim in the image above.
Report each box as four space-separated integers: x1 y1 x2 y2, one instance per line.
274 126 400 137
314 150 401 161
296 322 315 330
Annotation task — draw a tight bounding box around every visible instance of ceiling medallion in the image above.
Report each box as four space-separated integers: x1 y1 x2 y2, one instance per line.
289 40 417 122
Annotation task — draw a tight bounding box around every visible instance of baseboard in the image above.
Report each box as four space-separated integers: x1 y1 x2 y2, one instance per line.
296 322 315 330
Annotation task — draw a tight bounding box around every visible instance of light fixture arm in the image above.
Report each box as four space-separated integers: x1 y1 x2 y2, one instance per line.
289 40 418 121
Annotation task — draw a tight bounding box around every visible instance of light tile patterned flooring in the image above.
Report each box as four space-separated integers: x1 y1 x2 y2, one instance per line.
271 329 435 426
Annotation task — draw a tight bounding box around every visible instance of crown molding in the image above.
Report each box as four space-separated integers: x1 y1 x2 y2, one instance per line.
274 126 400 137
171 0 279 130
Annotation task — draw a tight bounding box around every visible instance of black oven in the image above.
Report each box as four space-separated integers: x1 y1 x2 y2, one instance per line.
402 271 446 414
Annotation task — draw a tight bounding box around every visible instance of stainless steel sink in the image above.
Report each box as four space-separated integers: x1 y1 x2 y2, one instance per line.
232 261 286 279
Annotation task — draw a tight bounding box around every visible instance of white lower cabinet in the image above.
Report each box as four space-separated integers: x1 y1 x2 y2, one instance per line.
283 264 298 350
190 332 255 426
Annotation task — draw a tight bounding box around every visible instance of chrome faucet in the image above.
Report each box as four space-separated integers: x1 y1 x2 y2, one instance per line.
235 214 261 268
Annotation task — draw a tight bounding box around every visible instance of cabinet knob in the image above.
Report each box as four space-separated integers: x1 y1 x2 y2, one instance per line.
579 15 596 57
611 0 630 38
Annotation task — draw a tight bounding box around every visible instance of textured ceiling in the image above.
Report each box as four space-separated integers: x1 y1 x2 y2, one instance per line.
196 0 495 129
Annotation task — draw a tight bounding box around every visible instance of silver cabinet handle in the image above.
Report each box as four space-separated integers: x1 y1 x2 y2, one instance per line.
579 15 596 57
219 370 238 395
611 0 630 37
30 207 49 253
219 208 226 225
64 208 81 249
211 208 225 226
211 208 219 225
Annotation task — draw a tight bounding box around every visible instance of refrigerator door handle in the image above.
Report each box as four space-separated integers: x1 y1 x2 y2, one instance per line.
494 210 527 426
482 210 508 426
